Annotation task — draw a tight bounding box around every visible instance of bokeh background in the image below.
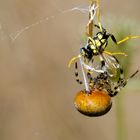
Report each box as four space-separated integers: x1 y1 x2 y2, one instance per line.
0 0 140 140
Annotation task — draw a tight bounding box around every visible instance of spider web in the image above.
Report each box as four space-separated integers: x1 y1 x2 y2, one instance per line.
8 2 89 42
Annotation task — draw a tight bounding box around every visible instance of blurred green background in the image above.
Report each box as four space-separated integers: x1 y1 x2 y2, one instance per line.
0 0 139 140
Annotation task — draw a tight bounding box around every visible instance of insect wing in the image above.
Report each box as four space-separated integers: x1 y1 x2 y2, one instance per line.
103 53 120 78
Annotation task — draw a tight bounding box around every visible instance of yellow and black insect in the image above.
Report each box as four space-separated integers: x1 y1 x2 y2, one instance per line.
68 0 140 74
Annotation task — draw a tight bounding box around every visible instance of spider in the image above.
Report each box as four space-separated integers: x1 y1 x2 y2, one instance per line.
74 59 139 117
88 69 139 97
75 54 139 97
68 0 140 74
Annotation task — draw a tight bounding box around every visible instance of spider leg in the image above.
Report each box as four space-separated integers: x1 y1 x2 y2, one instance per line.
104 81 115 97
107 81 122 97
99 54 107 72
109 80 126 97
106 56 125 97
107 56 138 97
110 70 139 97
87 70 94 89
75 62 83 85
128 70 139 79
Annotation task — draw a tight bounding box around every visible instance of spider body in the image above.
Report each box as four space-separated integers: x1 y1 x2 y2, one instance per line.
74 89 112 117
74 69 138 117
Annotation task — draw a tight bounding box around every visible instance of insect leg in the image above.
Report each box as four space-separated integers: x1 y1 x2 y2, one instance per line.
96 0 102 32
104 51 128 57
117 35 140 45
86 1 98 37
109 34 117 44
68 55 81 68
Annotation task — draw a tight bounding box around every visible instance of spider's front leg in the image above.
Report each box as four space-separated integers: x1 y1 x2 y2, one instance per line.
108 70 139 97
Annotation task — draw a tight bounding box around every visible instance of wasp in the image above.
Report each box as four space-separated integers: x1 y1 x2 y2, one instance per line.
68 0 140 75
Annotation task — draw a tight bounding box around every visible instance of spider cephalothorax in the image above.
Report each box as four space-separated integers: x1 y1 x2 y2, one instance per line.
74 56 139 97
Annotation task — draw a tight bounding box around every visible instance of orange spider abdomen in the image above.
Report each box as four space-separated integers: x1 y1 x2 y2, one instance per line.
74 90 112 117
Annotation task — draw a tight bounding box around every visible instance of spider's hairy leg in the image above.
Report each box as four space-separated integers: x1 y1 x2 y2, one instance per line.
87 70 94 89
128 70 139 79
117 35 140 45
75 62 83 85
68 55 81 68
99 55 106 70
115 70 139 94
112 56 125 83
107 56 125 97
108 59 138 97
107 72 125 97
